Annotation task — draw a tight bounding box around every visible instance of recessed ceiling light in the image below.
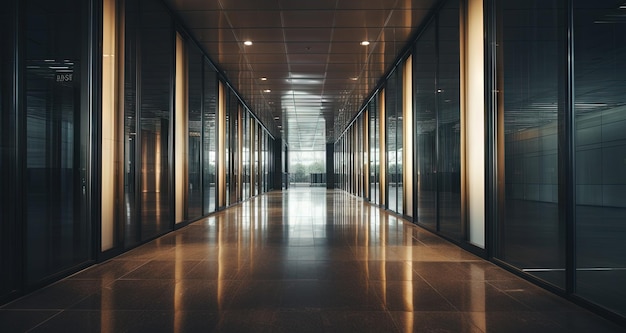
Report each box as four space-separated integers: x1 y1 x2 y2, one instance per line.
263 89 271 93
350 77 358 81
244 41 253 46
260 77 267 81
360 41 370 46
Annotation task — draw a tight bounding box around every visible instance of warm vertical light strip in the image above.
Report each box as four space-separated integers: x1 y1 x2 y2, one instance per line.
403 56 414 217
175 33 187 224
101 0 117 251
466 0 485 248
379 90 386 206
218 83 226 207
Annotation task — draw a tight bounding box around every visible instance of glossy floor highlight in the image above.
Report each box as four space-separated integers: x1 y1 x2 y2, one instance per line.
1 188 622 332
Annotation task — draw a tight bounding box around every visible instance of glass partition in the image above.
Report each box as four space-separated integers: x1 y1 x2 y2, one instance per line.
495 0 565 288
124 0 173 246
203 62 217 214
414 22 437 230
574 0 626 316
187 45 203 219
24 0 92 283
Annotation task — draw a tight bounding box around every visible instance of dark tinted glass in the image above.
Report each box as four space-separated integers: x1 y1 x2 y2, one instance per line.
0 0 18 299
203 63 217 213
124 0 173 246
386 69 401 213
24 0 91 283
574 0 626 316
438 0 462 239
187 47 202 219
496 0 565 288
414 22 437 230
369 98 379 205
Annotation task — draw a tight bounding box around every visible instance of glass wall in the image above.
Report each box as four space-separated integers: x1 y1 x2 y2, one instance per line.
386 69 402 213
203 61 217 214
414 21 437 230
369 96 380 205
243 110 250 199
124 0 174 246
187 44 203 220
573 0 626 317
0 0 17 302
494 0 565 288
409 0 462 239
436 0 461 239
24 0 92 284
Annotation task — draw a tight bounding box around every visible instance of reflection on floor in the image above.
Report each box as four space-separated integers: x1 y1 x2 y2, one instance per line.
1 188 623 332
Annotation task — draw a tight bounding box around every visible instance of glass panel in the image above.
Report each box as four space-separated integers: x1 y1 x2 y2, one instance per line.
187 46 202 219
0 0 18 299
243 111 250 199
24 0 91 283
139 2 172 240
124 0 139 246
124 0 173 246
574 0 626 316
386 70 400 212
438 0 462 239
224 87 230 206
414 22 437 230
228 91 239 204
203 62 217 214
496 0 565 288
369 98 380 205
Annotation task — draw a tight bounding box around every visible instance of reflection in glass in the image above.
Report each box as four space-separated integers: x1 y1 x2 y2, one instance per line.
203 62 217 214
243 111 250 199
414 22 437 230
124 0 173 246
369 98 380 205
386 69 402 213
574 0 626 316
24 0 91 283
187 47 202 220
437 0 462 239
0 0 17 299
496 0 565 288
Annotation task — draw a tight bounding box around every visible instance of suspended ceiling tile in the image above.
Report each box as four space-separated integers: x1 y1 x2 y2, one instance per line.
281 10 336 28
224 11 283 28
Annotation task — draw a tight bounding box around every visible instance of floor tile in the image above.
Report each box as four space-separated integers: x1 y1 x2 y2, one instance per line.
1 188 621 332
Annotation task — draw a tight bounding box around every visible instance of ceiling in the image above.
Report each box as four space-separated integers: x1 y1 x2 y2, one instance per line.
163 0 438 151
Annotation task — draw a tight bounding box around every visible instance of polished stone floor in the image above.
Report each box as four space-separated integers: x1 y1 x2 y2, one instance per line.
1 188 623 332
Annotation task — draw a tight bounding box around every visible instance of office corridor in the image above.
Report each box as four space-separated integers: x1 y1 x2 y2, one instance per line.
0 188 622 332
